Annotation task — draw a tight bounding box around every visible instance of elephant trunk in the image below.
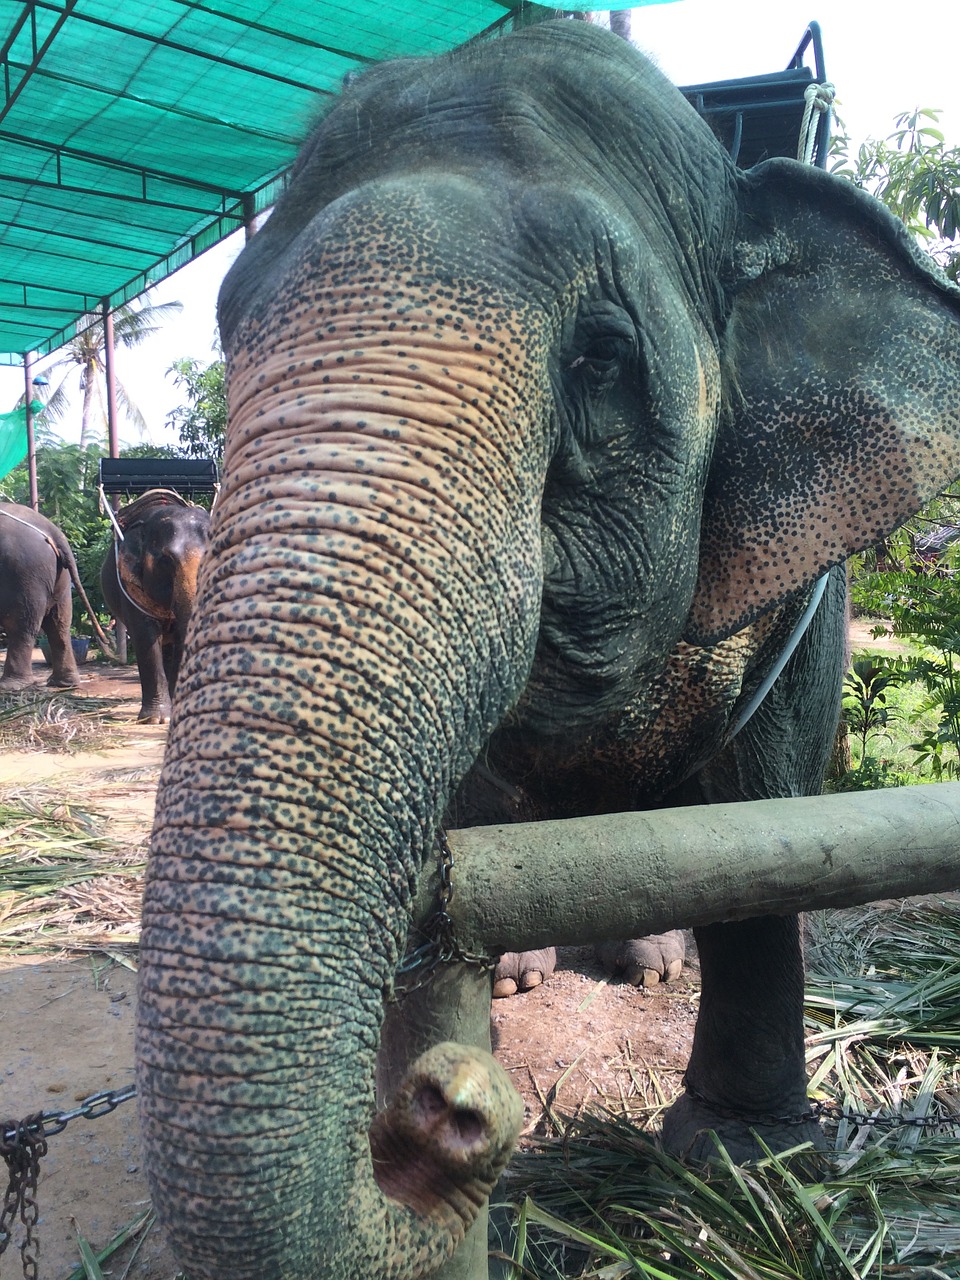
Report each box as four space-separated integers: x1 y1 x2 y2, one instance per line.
137 313 542 1277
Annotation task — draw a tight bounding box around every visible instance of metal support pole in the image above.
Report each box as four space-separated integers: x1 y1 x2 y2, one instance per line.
102 301 127 663
23 351 38 511
102 301 119 461
242 193 258 242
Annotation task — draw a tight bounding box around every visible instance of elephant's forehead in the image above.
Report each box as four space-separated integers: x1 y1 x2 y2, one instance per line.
216 249 558 554
224 195 564 459
225 177 604 355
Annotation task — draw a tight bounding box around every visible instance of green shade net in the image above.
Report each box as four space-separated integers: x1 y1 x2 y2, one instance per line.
0 1 680 361
0 402 42 483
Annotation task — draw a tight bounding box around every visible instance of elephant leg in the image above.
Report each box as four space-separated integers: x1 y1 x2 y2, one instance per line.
161 634 181 702
42 586 80 689
661 572 847 1160
595 932 685 986
128 618 171 723
662 914 822 1161
0 627 40 689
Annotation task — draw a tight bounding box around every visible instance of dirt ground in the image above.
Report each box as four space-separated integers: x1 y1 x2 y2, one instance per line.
0 621 891 1278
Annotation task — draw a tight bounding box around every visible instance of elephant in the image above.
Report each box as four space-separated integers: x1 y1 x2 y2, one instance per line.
135 20 960 1280
100 488 210 723
0 502 107 691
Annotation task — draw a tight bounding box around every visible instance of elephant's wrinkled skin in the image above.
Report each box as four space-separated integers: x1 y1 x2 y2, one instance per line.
100 490 210 722
137 22 960 1280
0 503 89 689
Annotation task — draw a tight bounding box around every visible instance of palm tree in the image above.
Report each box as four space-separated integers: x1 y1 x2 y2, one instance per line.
37 297 183 449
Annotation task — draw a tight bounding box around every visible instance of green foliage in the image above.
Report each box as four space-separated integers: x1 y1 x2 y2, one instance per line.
851 570 960 781
831 107 960 281
165 356 226 463
841 658 901 761
830 755 910 793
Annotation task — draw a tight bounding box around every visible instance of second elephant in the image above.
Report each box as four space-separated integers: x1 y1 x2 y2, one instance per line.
100 489 210 723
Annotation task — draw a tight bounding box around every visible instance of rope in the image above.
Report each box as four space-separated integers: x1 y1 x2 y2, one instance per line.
0 507 60 559
798 80 835 166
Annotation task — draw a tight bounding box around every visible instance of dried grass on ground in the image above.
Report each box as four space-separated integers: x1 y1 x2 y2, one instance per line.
0 788 144 955
0 688 126 753
506 902 960 1279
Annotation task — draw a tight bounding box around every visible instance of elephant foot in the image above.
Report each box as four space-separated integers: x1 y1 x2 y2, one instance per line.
661 1086 827 1165
0 675 36 692
47 673 82 689
370 1041 523 1216
138 704 171 725
493 948 557 998
596 930 685 986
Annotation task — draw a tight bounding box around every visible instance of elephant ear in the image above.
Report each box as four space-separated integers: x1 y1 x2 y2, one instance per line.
686 159 960 647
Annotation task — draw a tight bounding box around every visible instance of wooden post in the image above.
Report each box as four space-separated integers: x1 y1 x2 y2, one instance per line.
378 965 496 1280
418 783 960 960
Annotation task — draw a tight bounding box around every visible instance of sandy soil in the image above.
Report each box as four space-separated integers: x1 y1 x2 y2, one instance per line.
848 616 906 653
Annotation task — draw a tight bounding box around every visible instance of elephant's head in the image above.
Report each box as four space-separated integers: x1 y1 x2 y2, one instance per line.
136 21 960 1280
116 492 210 640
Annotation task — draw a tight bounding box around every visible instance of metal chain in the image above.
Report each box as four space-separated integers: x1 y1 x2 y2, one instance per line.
394 829 496 997
0 1086 136 1279
0 1115 46 1280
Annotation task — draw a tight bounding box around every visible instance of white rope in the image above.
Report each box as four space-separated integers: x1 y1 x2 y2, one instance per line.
97 485 125 541
798 80 836 166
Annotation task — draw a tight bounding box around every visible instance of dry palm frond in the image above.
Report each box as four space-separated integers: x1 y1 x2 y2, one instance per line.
0 790 143 955
0 689 125 752
506 901 960 1279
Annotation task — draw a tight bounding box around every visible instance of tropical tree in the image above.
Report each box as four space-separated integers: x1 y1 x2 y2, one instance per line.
35 297 183 450
165 355 226 463
830 108 960 281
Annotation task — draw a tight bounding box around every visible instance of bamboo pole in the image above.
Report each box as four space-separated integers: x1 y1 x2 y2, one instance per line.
414 783 960 956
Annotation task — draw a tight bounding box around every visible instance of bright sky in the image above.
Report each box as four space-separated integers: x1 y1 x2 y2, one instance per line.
3 0 958 449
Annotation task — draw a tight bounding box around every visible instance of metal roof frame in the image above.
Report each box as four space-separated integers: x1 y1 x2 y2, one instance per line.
1 0 571 361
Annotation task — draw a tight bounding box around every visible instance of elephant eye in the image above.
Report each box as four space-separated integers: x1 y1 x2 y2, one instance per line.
566 334 634 400
585 335 628 367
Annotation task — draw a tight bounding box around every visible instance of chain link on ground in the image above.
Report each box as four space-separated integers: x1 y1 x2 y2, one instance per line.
1 1086 136 1279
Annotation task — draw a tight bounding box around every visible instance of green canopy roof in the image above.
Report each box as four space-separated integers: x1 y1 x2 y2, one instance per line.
0 1 653 362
